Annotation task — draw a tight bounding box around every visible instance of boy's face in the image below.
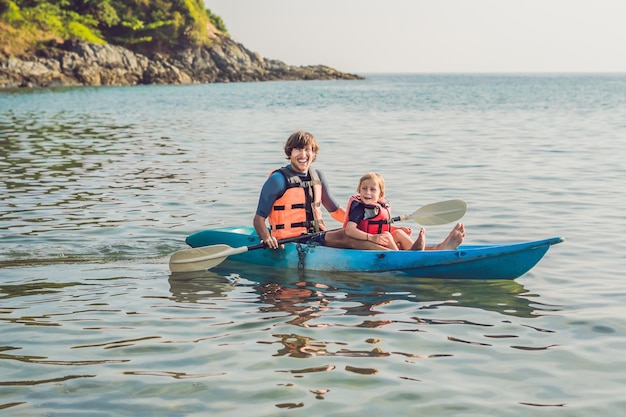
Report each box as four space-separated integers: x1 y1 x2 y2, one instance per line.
358 179 382 205
289 146 315 174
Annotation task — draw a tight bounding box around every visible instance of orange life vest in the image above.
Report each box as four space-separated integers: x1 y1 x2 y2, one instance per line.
343 194 392 234
268 167 325 239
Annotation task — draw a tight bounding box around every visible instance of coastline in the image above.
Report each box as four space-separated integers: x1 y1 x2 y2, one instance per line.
0 35 363 89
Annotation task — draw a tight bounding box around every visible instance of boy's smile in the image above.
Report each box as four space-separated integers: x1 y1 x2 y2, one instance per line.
359 179 382 204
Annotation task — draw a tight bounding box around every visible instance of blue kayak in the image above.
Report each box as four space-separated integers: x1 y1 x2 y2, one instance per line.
184 226 563 280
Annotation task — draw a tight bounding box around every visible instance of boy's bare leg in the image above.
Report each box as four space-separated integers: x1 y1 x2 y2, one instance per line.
410 227 426 251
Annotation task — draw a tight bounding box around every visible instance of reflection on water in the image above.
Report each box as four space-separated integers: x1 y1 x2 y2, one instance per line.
167 270 240 303
0 258 573 415
0 279 87 301
163 263 567 411
168 262 563 365
169 261 560 320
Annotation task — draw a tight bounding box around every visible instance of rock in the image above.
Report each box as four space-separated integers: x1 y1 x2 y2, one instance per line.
0 36 363 89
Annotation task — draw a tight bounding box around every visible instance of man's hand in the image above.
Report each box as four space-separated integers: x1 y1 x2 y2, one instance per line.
261 235 280 250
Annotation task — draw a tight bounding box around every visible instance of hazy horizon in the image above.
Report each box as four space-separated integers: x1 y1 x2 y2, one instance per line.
205 0 626 74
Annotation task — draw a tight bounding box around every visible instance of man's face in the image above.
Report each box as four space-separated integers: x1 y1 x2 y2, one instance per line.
289 146 315 173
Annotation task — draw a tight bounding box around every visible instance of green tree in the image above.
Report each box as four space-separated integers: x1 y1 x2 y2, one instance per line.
1 0 228 56
206 7 227 34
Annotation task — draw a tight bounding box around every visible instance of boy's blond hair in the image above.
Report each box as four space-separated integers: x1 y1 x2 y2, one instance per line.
357 172 385 198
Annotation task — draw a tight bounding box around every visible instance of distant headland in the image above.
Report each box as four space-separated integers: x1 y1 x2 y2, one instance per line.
0 1 363 88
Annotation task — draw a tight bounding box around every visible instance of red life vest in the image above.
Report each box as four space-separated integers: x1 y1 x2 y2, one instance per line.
268 167 325 239
343 194 392 234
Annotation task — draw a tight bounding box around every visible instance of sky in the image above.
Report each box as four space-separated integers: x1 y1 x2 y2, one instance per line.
204 0 626 74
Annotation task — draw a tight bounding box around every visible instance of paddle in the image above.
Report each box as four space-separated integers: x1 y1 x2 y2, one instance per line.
169 232 324 273
169 199 467 273
391 199 467 226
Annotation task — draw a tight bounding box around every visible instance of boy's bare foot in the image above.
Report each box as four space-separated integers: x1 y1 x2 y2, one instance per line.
432 223 465 250
410 227 426 250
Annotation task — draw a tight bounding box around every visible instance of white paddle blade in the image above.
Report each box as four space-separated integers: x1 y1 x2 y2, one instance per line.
403 199 467 225
169 256 228 273
169 244 248 273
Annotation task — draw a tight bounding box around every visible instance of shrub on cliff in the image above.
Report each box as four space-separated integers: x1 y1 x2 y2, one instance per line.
1 0 227 58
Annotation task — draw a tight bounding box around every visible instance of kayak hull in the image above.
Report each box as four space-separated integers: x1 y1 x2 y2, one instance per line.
185 227 563 280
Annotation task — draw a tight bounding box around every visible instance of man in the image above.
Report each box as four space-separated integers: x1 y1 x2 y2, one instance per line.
253 130 389 250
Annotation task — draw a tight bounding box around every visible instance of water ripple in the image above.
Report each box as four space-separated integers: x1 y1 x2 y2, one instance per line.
2 75 625 416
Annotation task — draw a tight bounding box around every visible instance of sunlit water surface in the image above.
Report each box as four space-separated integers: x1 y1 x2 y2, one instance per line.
1 74 625 416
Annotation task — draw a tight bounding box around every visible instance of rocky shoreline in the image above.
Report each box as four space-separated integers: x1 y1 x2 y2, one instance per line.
0 35 363 89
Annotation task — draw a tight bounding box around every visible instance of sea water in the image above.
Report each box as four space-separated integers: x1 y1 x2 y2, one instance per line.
1 74 625 416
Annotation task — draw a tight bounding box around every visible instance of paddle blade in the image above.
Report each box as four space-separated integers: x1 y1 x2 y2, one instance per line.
169 244 247 273
403 199 467 225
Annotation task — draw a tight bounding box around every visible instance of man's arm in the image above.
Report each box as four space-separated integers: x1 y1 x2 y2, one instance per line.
253 214 270 241
253 172 286 249
330 207 345 223
253 214 280 249
317 169 346 222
